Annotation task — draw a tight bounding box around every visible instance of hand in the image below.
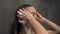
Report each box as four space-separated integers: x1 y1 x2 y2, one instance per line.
17 8 35 21
35 12 44 22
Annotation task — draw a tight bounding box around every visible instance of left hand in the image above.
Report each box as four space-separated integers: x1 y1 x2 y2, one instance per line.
35 11 44 22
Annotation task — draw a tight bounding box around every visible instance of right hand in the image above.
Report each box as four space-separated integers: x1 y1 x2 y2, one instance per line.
17 8 35 24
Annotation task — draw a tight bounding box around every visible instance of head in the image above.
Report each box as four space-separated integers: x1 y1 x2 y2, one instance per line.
16 4 37 34
16 4 37 25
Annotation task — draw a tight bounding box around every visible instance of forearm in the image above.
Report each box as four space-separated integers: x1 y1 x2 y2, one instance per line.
29 18 49 34
42 17 60 32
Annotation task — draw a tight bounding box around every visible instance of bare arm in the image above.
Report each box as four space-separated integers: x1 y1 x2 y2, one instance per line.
42 17 60 32
36 12 60 32
18 9 49 34
28 16 49 34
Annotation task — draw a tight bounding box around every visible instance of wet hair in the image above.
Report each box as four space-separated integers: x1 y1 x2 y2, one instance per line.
16 4 32 34
16 4 32 11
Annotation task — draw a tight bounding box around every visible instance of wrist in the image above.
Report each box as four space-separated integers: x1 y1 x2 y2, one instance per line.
28 16 35 21
42 17 50 23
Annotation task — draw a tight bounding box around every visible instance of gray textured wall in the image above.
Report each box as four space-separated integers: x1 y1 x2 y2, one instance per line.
0 0 60 34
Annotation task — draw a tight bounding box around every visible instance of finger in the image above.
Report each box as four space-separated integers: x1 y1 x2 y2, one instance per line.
36 12 42 18
22 8 26 11
17 11 22 15
17 9 27 17
37 12 42 16
18 20 24 23
17 9 24 15
19 9 23 12
36 15 39 19
22 8 28 12
19 9 26 14
17 11 26 19
35 12 42 21
20 9 34 19
22 8 29 14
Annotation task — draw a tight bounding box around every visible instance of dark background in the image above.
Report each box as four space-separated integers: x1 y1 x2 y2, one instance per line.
0 0 60 34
